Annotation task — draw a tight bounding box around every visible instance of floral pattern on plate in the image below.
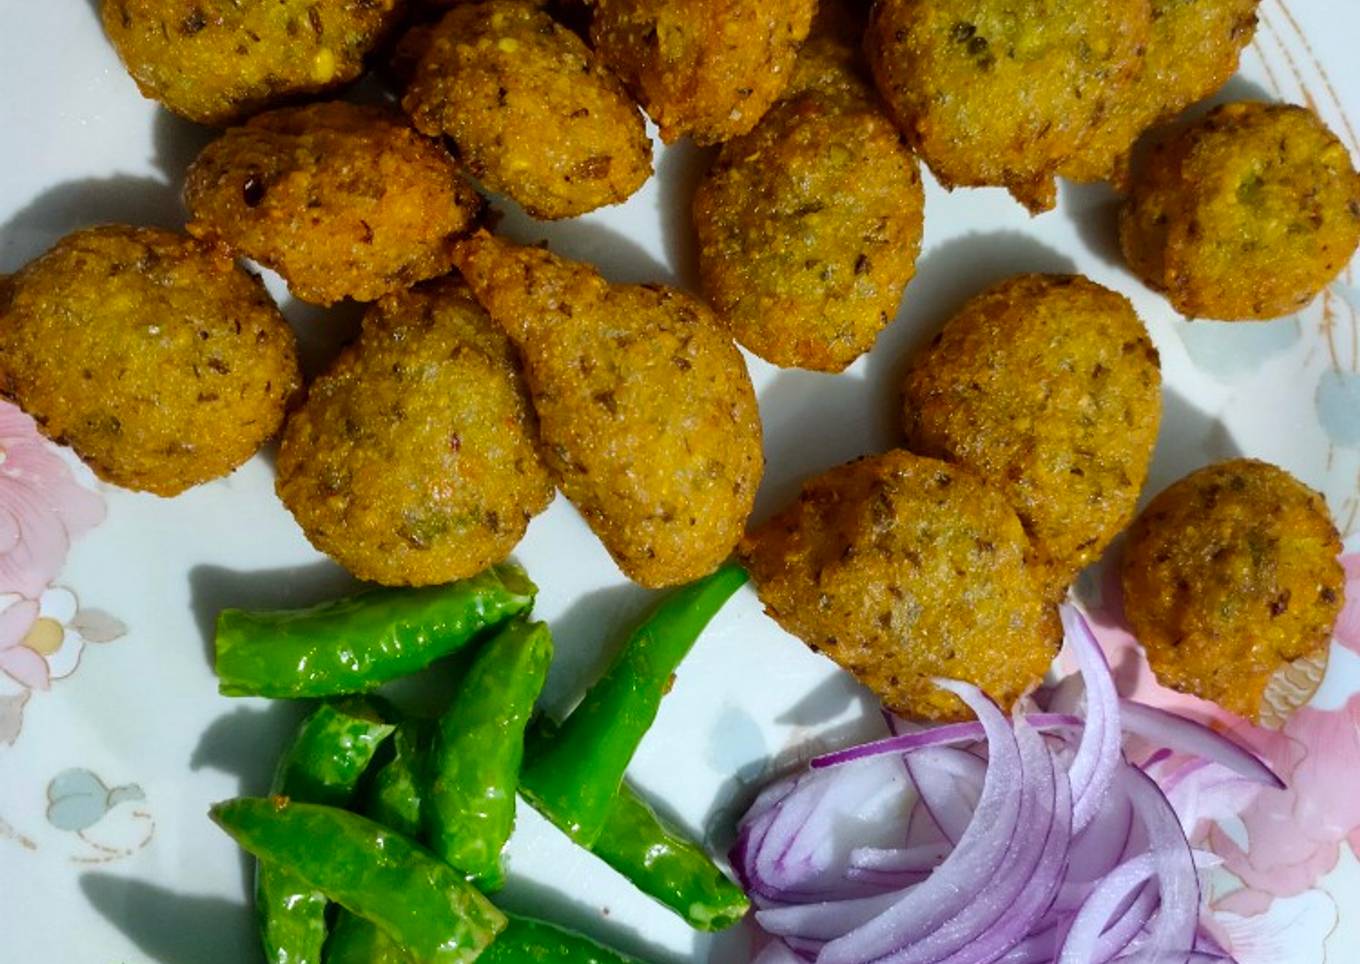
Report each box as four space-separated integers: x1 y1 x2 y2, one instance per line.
1083 535 1360 964
0 401 125 741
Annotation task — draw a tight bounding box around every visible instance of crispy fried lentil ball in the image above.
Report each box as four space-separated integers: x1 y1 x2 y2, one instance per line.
741 451 1060 721
902 275 1162 591
100 0 405 125
589 0 817 146
402 0 652 219
184 101 482 306
865 0 1150 212
693 17 924 372
1121 459 1345 720
453 231 763 588
276 276 553 586
1061 0 1259 185
1120 102 1360 320
0 225 300 496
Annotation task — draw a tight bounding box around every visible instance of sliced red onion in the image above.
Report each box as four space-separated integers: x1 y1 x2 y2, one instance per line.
1119 699 1284 788
1122 765 1201 959
849 843 953 874
731 605 1268 964
905 747 983 845
818 681 1024 964
930 721 1074 964
1057 854 1155 963
812 714 1081 769
752 940 810 964
1062 606 1123 832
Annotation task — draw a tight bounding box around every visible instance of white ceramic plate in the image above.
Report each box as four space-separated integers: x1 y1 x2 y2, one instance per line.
2 2 1359 961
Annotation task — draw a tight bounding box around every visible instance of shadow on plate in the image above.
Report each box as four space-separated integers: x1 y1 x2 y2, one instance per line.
1142 383 1244 505
751 231 1076 524
276 293 366 380
491 195 675 286
538 581 654 719
80 874 255 964
497 874 684 964
0 105 221 270
1060 74 1274 270
187 560 360 669
0 175 182 273
696 922 756 964
655 138 716 293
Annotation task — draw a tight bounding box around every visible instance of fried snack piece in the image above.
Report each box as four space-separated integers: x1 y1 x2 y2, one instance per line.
0 225 300 496
1120 102 1360 320
693 18 925 372
1061 0 1259 185
903 275 1162 591
1122 459 1345 720
276 277 553 586
185 102 481 306
589 0 817 146
100 0 404 126
741 451 1059 721
865 0 1149 212
402 0 652 220
453 232 763 588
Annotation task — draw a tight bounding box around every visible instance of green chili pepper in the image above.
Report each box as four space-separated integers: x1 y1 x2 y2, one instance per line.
361 718 432 840
215 564 537 698
325 909 407 964
525 717 749 930
259 699 395 964
481 915 643 963
326 910 644 964
590 784 749 931
426 618 553 891
212 798 506 964
519 563 747 846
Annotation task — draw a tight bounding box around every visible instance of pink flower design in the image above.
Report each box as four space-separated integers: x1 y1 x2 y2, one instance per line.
1083 543 1360 961
0 401 104 599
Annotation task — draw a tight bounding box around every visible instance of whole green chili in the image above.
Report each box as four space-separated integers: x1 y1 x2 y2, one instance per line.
519 563 747 846
361 717 432 840
258 699 394 964
426 618 553 891
213 798 506 964
215 564 536 698
326 910 644 964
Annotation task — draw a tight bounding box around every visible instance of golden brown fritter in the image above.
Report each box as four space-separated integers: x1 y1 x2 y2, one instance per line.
865 0 1150 212
693 19 924 372
1061 0 1259 185
903 275 1162 592
100 0 405 126
589 0 817 146
276 277 553 586
452 231 763 588
0 225 300 496
741 451 1060 721
185 102 481 306
1122 459 1345 720
1120 102 1360 320
402 0 652 219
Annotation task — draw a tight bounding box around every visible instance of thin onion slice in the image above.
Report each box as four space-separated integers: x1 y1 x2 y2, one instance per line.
731 604 1270 964
1119 699 1284 788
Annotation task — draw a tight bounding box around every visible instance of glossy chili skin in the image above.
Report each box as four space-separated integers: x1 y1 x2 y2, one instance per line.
518 563 747 846
214 798 506 963
362 718 432 840
325 910 643 963
215 564 536 698
589 783 748 931
426 618 553 891
352 717 747 936
259 699 395 964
